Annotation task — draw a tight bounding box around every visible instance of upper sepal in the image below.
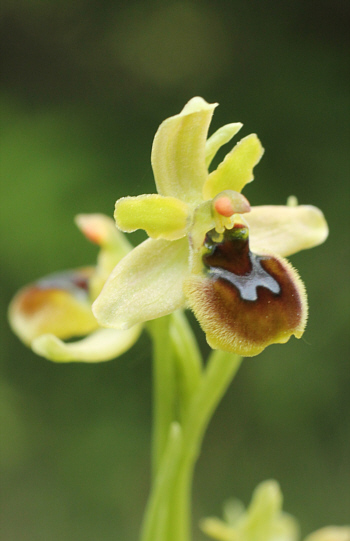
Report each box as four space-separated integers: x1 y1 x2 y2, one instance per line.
151 97 217 204
185 225 307 357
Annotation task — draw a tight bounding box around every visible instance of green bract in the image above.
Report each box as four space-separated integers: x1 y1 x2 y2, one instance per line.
93 97 328 357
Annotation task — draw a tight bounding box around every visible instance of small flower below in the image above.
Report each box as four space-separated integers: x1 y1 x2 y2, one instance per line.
200 480 350 541
200 479 299 541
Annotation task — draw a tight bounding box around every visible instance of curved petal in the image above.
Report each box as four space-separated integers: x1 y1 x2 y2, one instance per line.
246 204 329 257
32 325 142 363
203 134 264 199
205 122 243 168
151 97 217 204
185 227 307 357
115 194 189 240
8 268 98 345
93 237 190 329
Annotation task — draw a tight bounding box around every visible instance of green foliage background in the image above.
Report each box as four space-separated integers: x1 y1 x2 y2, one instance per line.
1 1 349 539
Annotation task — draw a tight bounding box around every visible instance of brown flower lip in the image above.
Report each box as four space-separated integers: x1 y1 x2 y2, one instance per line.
203 226 281 302
191 224 305 355
14 268 93 316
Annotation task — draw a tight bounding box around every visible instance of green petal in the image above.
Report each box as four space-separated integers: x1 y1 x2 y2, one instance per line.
8 268 98 345
115 194 189 240
93 238 189 329
151 97 217 204
203 134 264 199
246 204 329 257
32 326 142 363
205 122 243 168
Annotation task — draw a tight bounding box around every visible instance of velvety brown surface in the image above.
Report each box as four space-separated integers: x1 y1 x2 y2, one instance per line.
202 226 304 347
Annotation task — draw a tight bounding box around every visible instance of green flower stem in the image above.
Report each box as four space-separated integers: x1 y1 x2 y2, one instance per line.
167 458 192 541
141 314 242 541
148 316 177 479
183 349 242 465
170 310 202 419
167 350 243 541
140 422 183 541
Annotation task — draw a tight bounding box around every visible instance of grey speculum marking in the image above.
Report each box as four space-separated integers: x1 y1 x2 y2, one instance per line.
37 270 90 301
208 254 281 302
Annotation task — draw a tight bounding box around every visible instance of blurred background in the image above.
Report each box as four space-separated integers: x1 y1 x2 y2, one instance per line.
1 0 349 539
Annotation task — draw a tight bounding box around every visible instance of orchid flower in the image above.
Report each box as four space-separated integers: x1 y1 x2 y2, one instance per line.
201 480 299 541
93 97 328 356
200 480 350 541
8 214 142 362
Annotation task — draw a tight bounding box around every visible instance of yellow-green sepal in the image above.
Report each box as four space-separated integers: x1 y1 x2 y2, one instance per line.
205 122 243 168
32 325 142 363
151 97 217 204
93 237 190 330
246 204 329 257
203 134 264 199
115 194 189 240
